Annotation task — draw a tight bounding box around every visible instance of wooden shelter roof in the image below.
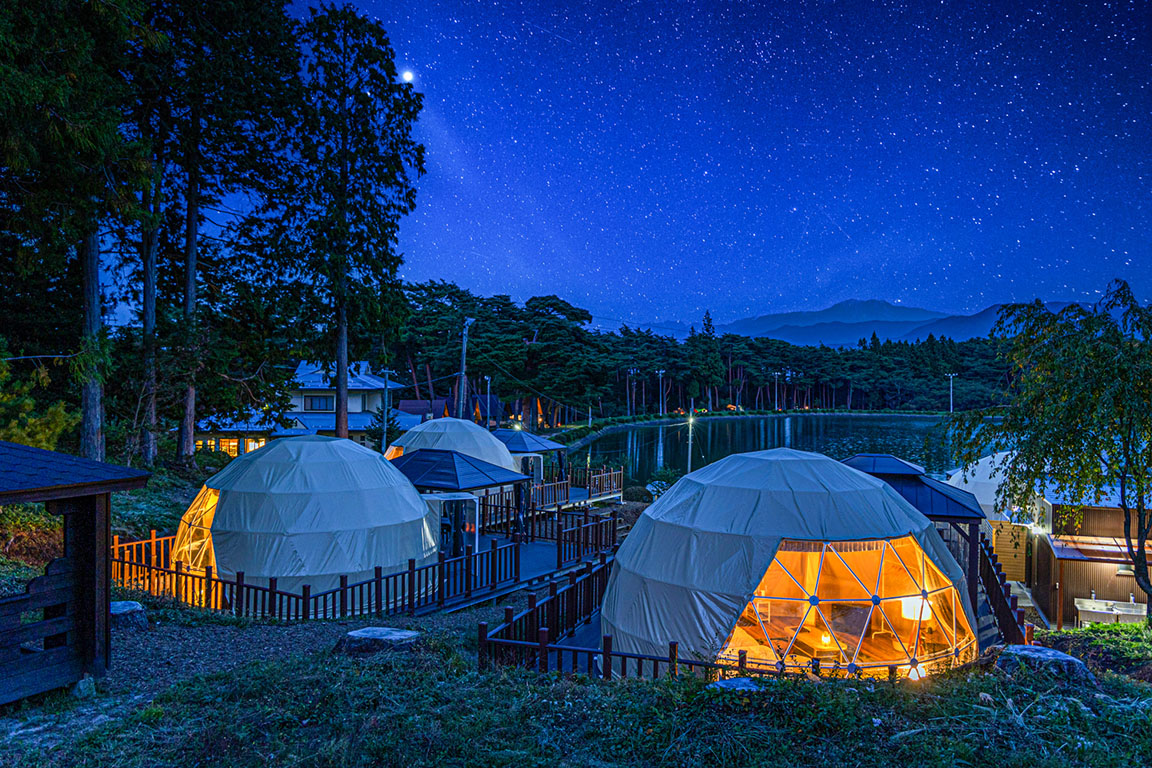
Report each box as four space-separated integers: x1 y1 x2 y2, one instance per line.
0 441 150 504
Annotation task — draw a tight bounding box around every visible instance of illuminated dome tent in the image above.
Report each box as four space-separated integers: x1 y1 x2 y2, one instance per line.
385 418 517 471
601 449 977 678
172 435 437 594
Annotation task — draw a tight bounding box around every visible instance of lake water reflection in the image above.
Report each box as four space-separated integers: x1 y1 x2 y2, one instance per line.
569 414 957 484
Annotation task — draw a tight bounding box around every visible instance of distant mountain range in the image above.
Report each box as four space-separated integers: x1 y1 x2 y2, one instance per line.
639 299 1080 347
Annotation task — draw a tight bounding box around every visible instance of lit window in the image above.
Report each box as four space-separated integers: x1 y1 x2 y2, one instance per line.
304 395 335 411
218 438 239 457
245 438 266 453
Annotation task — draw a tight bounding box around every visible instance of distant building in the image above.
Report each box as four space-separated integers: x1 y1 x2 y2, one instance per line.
195 362 406 455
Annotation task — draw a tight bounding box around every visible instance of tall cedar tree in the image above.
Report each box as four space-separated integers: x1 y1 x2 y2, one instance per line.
142 0 301 463
948 280 1152 624
269 4 423 437
0 0 149 459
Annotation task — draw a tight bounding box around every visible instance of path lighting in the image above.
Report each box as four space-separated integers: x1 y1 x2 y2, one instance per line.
945 373 958 413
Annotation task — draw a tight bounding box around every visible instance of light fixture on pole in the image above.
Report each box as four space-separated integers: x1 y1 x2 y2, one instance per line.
457 318 475 420
773 371 781 411
945 373 958 413
484 375 492 429
656 369 666 415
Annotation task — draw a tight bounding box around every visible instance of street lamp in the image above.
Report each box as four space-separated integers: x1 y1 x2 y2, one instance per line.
484 375 491 429
656 369 666 415
773 371 782 411
945 373 958 413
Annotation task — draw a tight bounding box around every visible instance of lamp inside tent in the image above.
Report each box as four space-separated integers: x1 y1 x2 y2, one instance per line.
600 448 978 679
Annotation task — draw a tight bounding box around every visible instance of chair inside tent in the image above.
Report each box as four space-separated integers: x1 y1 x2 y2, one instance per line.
720 536 976 677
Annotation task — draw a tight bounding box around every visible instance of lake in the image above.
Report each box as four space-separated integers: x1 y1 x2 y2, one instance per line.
568 414 958 484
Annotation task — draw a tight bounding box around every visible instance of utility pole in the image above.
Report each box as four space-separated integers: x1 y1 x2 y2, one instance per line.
945 373 958 413
484 375 491 429
628 368 639 417
687 397 695 474
773 371 781 411
380 368 396 453
457 317 475 420
656 369 666 415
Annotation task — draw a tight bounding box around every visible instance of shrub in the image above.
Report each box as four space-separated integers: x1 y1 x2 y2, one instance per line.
623 485 653 503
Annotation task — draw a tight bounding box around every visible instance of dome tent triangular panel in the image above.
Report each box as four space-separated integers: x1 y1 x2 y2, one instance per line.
600 448 977 679
388 418 517 471
171 436 438 595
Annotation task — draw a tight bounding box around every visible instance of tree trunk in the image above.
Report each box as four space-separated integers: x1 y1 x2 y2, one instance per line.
178 162 200 462
80 231 104 461
335 292 349 438
140 180 159 466
407 353 421 400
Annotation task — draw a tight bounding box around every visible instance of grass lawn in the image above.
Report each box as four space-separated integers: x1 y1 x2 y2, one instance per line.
1039 622 1152 680
10 634 1151 768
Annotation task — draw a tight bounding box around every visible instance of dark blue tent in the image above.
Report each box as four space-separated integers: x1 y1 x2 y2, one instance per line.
842 452 984 607
391 448 529 492
491 429 565 454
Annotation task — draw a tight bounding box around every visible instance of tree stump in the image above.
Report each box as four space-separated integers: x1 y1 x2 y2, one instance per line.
334 627 421 655
109 601 148 631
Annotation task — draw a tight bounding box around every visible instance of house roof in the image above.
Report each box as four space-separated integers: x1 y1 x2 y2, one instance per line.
397 399 451 417
472 394 504 420
0 441 150 504
1045 487 1125 509
491 428 564 454
390 449 528 492
842 453 985 522
1046 533 1152 565
294 361 406 391
199 409 409 435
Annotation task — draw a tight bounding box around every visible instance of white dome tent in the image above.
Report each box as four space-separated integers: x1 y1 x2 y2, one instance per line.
172 436 438 595
601 448 977 679
386 417 518 471
946 452 1014 520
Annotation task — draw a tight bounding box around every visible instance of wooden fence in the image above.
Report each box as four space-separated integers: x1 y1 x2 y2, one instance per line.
566 468 625 498
111 534 525 620
979 532 1034 645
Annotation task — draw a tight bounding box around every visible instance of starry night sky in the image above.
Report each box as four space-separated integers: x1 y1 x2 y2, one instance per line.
354 0 1149 324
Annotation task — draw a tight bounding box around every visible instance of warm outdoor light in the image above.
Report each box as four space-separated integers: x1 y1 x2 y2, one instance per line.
907 664 924 681
901 595 932 621
820 631 832 646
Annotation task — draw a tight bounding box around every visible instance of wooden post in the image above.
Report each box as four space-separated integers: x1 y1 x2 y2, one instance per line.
465 544 474 598
738 650 748 673
490 539 499 590
174 560 183 604
538 627 550 673
514 540 522 583
478 622 489 672
374 566 383 616
967 522 980 611
504 605 515 636
602 635 613 680
302 584 311 620
528 593 538 640
567 572 578 633
1024 622 1035 645
235 571 245 618
437 553 447 607
1056 561 1064 630
267 576 277 619
556 524 564 570
407 558 417 616
205 565 215 611
339 575 348 618
668 641 679 677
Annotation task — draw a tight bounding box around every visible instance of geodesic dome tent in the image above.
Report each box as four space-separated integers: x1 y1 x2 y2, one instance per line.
172 436 438 594
385 418 517 471
946 452 1014 520
601 448 977 679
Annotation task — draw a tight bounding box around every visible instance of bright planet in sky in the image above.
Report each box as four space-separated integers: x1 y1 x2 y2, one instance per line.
401 70 413 82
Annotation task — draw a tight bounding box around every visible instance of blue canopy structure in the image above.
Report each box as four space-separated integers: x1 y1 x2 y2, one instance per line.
491 429 565 454
390 449 530 492
842 453 985 523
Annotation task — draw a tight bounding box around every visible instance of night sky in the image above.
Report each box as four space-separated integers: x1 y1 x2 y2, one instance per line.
355 0 1149 325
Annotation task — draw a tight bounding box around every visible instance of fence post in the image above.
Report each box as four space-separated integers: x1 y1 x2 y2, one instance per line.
150 529 157 568
174 560 183 604
267 576 277 619
504 605 515 636
465 544 474 598
302 584 311 621
407 558 417 616
528 593 538 641
1025 622 1035 645
538 627 550 673
611 511 619 546
668 641 679 677
374 566 383 616
602 635 613 680
738 650 748 674
490 539 499 591
514 540 522 583
567 572 578 634
478 622 489 672
339 575 348 618
556 526 564 570
235 571 246 618
437 553 447 607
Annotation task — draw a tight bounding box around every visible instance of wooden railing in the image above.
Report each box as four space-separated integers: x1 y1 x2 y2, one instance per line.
569 468 624 497
111 537 523 621
532 480 570 509
979 533 1033 645
556 513 617 570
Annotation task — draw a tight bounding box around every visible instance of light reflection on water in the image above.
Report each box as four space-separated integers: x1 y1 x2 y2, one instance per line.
569 414 958 484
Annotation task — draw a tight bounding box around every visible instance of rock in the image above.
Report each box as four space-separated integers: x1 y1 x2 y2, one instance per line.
994 644 1096 685
334 627 420 655
707 677 764 692
71 674 95 700
109 601 148 631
